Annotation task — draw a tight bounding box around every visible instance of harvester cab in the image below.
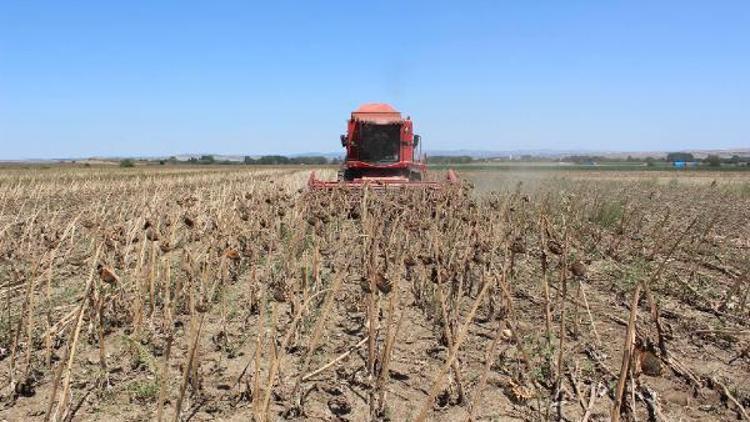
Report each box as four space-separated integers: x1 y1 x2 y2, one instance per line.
308 103 457 190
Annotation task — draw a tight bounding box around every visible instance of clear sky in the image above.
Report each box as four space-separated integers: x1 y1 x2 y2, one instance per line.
1 1 748 159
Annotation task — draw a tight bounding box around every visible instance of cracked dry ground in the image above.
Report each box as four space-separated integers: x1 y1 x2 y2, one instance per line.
1 166 749 421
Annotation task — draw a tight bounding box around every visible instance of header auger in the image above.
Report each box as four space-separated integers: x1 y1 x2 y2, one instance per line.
308 103 458 190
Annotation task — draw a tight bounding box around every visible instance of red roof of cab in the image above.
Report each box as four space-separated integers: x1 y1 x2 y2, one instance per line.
352 103 402 123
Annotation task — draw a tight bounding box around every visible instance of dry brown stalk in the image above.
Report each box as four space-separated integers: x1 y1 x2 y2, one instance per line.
611 217 697 422
572 280 582 338
291 271 345 406
173 313 205 422
580 381 600 422
567 362 587 411
21 260 48 382
303 336 370 381
628 366 637 421
539 216 553 347
579 281 602 348
710 377 750 421
611 289 645 419
49 243 102 421
414 267 496 422
157 259 174 422
554 230 569 398
95 287 107 374
132 238 148 337
464 318 507 422
376 275 405 415
9 254 44 389
258 282 333 420
366 256 378 418
251 284 266 416
148 239 157 317
434 281 466 403
45 261 55 369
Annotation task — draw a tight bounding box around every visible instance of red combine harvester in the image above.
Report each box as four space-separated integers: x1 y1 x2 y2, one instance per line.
308 103 458 190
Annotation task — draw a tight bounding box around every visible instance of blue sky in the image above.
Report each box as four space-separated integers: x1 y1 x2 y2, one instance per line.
1 1 748 159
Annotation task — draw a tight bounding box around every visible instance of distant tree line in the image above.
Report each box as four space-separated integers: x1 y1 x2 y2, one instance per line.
118 152 748 168
187 155 220 164
176 155 336 165
701 154 750 167
665 152 695 162
557 152 749 167
426 155 474 164
665 152 750 167
243 155 330 165
560 155 608 164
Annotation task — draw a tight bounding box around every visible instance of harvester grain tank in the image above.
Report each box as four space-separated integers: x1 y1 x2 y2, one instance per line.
308 104 457 189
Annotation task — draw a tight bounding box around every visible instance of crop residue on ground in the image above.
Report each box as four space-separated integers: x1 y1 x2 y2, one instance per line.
0 166 749 421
